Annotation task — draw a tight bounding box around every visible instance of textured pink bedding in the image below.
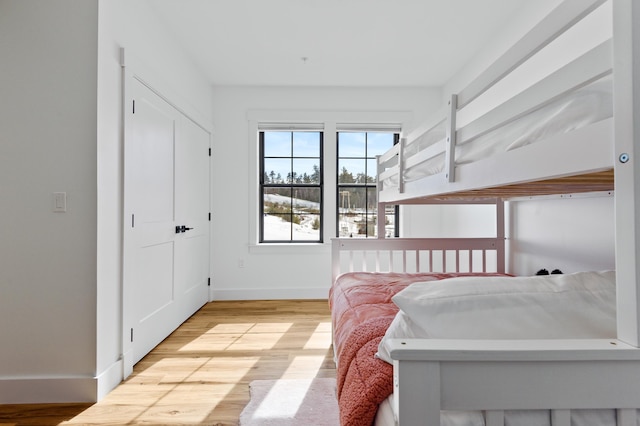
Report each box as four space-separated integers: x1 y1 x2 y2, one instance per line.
329 271 506 426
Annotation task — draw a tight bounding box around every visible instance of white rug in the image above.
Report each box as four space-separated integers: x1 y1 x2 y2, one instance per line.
239 378 340 426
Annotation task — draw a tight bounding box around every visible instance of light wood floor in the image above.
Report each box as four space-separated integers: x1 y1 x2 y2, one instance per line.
0 300 336 426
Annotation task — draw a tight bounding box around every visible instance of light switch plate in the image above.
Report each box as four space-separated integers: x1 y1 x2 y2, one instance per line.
53 192 66 212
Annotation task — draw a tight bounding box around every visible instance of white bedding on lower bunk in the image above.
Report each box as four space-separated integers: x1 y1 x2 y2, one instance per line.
382 76 612 189
377 271 618 364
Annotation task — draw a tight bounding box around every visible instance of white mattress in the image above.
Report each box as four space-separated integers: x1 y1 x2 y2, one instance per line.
374 394 640 426
382 76 612 189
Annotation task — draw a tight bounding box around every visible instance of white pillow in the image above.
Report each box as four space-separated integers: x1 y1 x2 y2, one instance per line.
377 310 431 363
377 271 616 364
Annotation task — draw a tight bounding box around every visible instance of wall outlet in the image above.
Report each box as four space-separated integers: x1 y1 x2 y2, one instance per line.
238 259 245 268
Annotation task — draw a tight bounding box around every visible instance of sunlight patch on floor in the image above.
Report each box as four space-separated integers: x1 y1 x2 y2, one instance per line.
152 382 236 406
314 321 332 333
208 323 255 333
249 322 293 333
229 332 286 350
303 322 332 349
280 355 326 380
192 357 261 383
129 357 210 384
180 322 296 351
61 403 148 425
178 333 243 351
254 378 314 419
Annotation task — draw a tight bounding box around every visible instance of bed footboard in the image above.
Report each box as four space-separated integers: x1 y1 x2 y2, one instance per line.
385 338 640 426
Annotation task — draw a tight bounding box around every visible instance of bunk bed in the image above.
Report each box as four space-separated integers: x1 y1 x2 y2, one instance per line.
329 0 640 425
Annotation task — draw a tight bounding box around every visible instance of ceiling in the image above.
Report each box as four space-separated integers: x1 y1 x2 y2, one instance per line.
148 0 532 88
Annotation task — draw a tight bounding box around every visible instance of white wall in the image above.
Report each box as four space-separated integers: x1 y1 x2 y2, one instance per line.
0 0 99 402
401 204 497 238
210 86 439 300
507 193 615 275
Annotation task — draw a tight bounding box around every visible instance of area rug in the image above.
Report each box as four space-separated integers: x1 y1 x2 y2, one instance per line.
239 378 339 426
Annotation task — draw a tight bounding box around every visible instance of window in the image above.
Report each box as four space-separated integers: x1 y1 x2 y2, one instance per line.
251 114 406 247
337 131 399 238
260 131 323 243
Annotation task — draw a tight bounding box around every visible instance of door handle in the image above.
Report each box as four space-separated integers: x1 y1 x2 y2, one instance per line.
175 225 194 233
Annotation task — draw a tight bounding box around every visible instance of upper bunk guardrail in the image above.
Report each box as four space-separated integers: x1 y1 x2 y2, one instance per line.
457 0 607 109
376 0 611 199
458 40 612 146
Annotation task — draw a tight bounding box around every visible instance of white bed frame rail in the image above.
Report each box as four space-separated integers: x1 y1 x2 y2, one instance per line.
384 338 640 426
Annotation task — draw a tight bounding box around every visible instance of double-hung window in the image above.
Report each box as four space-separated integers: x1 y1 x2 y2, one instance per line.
337 131 399 238
259 130 323 243
254 117 403 246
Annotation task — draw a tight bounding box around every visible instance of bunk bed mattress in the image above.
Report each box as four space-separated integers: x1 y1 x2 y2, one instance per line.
329 271 507 426
384 77 612 188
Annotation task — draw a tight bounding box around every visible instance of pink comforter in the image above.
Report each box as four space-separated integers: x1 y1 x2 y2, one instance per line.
329 272 504 426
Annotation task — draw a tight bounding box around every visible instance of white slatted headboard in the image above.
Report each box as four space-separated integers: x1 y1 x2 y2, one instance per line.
331 237 505 284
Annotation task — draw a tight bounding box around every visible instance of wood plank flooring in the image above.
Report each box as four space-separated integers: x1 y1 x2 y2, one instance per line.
0 300 336 426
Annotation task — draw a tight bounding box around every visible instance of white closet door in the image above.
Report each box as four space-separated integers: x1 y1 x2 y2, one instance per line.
173 116 210 327
123 78 210 371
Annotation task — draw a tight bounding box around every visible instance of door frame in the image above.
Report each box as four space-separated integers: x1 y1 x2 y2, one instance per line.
120 48 213 378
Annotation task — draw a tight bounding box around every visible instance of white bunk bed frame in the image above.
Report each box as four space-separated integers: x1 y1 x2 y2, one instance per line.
331 0 640 425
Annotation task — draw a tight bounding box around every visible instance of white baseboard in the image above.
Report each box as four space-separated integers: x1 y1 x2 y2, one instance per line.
0 376 98 404
210 287 329 301
96 358 124 401
0 359 124 404
122 348 134 379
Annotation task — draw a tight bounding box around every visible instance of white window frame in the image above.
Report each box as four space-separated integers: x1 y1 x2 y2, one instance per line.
247 109 410 254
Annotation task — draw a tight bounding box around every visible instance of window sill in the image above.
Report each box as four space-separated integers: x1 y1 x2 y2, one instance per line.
248 242 331 255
